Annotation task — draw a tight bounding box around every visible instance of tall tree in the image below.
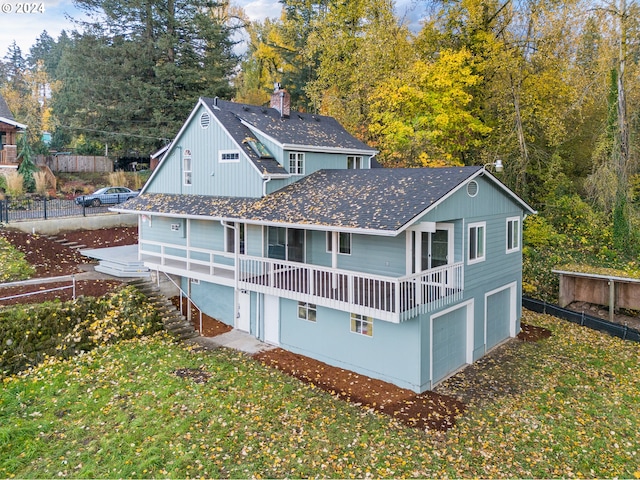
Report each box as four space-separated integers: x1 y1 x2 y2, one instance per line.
368 48 491 166
304 0 413 136
52 0 239 155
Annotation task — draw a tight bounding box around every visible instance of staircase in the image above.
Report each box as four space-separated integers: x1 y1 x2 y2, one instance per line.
127 278 200 341
46 234 87 250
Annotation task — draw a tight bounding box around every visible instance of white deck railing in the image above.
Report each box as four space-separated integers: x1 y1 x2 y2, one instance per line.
138 240 464 323
238 256 464 323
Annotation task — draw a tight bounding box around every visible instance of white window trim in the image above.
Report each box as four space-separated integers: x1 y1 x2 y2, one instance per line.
219 150 240 163
183 156 192 186
224 222 245 254
289 152 305 175
326 232 352 255
506 217 520 254
297 302 317 322
350 313 373 337
467 221 486 265
347 155 363 169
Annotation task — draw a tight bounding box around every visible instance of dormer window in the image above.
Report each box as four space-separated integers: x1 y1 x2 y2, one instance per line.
347 156 363 169
289 152 304 175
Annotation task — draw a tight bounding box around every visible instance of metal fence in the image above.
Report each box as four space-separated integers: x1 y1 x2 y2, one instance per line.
0 197 114 222
0 275 77 304
523 296 640 343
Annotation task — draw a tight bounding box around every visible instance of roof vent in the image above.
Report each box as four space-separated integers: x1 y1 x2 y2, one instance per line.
467 180 478 197
200 112 210 129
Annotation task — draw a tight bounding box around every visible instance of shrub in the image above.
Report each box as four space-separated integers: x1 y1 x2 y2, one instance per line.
0 237 36 282
3 170 24 197
108 170 127 188
0 286 162 377
33 171 49 196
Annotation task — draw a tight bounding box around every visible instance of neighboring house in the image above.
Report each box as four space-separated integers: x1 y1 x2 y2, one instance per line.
0 93 27 168
114 87 536 393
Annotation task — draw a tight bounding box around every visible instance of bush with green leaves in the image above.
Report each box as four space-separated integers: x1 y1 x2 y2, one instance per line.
524 193 640 302
0 236 36 282
0 286 162 377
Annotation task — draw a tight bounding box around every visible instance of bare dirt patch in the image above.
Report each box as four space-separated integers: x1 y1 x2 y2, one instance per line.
253 322 550 433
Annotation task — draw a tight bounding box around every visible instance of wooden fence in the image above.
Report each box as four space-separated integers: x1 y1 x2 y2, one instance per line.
35 155 113 173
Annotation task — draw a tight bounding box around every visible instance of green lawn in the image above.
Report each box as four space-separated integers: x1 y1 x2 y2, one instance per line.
2 311 640 478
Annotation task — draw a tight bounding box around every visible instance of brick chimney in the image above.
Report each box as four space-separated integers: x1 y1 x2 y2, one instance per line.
270 83 291 118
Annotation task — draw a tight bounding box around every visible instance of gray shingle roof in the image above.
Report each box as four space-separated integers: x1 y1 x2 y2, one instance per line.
202 98 376 153
210 107 288 175
0 93 15 121
118 167 484 233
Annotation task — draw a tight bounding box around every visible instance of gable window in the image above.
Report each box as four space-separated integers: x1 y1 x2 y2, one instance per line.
468 222 486 264
219 150 240 163
289 152 304 175
347 156 363 169
298 302 317 322
506 217 520 253
350 313 373 337
326 232 352 255
183 154 192 186
225 222 245 254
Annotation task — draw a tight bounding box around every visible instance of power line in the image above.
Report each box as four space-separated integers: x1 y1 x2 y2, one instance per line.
57 124 172 142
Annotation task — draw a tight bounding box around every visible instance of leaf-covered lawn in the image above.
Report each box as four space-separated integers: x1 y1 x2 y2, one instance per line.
2 311 640 478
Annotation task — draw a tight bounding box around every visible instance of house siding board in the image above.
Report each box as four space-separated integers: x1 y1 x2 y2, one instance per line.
189 219 224 251
142 217 187 245
337 234 405 276
306 231 405 276
191 281 235 326
279 300 423 391
418 176 522 224
146 105 265 197
246 224 262 256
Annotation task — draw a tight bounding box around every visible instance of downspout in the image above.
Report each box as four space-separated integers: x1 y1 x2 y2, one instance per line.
221 220 238 290
263 175 272 196
222 220 240 329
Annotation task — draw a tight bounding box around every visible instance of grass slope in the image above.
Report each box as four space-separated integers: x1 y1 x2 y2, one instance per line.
2 312 640 478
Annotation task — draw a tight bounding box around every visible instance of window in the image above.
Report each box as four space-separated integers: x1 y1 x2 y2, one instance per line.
219 150 240 163
506 217 520 253
225 222 245 254
326 232 352 255
268 227 304 262
351 313 373 337
347 156 363 169
183 154 192 186
468 222 486 264
298 302 317 322
289 152 304 175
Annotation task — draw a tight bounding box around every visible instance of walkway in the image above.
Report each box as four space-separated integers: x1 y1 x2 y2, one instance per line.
188 329 277 355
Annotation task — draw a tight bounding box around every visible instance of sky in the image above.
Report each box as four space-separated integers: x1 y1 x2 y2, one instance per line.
0 0 424 60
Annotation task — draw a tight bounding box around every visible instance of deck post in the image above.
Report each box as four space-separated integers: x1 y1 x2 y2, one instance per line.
609 279 615 323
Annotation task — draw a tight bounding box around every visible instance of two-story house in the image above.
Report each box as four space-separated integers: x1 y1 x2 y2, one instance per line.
0 93 26 168
115 87 535 393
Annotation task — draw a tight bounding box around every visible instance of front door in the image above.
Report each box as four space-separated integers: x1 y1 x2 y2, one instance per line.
263 294 280 345
236 290 250 332
411 224 454 274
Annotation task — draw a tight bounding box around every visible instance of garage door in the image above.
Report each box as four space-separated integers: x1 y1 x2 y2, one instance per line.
432 306 468 385
486 286 513 351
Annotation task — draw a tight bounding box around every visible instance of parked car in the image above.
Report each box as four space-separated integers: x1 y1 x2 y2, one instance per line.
75 186 139 207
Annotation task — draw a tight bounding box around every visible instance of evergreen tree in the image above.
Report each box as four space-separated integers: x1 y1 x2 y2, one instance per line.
52 0 239 155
